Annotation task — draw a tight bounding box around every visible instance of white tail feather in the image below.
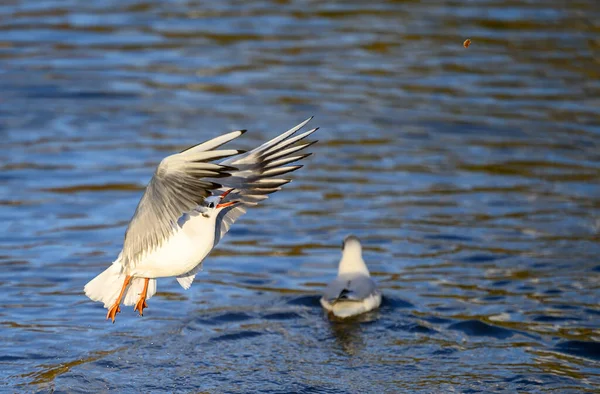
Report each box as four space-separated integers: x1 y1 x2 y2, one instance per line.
84 263 157 309
176 274 195 290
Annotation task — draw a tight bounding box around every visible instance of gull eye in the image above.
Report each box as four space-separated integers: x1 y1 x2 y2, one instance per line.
208 202 215 209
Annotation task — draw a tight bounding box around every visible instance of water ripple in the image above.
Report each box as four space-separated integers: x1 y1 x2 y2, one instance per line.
1 0 599 392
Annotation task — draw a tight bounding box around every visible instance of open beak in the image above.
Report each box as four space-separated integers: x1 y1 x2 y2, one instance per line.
216 188 239 209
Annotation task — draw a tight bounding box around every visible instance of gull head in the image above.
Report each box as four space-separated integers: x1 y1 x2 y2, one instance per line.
200 189 239 218
342 235 362 254
338 235 370 276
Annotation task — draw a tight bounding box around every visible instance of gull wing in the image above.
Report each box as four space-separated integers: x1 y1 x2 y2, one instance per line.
323 274 379 304
212 117 318 245
121 130 246 268
175 118 318 288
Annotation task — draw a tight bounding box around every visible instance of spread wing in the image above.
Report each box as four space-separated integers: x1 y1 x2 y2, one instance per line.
212 117 318 245
175 118 318 289
121 130 246 268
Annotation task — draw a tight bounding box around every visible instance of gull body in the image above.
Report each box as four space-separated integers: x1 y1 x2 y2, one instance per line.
320 236 382 318
84 118 318 322
127 208 216 279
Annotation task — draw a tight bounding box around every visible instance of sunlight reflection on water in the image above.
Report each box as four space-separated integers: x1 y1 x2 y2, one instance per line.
1 0 599 392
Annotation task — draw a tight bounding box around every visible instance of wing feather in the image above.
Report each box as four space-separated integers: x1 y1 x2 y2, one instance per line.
323 275 378 303
209 118 318 244
121 131 246 268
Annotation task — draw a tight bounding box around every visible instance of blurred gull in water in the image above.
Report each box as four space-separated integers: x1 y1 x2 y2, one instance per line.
321 235 382 318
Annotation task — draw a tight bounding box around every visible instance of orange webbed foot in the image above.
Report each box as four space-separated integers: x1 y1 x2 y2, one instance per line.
134 298 148 316
105 275 131 323
134 278 150 316
106 304 121 323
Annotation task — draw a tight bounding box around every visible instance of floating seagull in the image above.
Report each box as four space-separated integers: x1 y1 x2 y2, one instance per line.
320 235 382 318
84 118 318 322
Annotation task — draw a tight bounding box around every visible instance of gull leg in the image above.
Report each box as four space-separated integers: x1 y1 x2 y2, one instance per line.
106 275 131 323
134 278 150 316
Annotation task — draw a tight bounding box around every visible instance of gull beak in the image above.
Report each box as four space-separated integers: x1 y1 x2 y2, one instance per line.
219 188 234 199
216 189 239 209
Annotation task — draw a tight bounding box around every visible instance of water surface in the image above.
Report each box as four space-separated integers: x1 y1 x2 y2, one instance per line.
1 0 599 392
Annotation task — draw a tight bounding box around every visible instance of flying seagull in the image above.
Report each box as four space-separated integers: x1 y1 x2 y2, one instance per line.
84 118 318 322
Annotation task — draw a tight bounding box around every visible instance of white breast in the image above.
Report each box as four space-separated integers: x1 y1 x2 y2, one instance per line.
129 212 216 278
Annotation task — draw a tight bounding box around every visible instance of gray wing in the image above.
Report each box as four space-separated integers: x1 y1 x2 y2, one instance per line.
323 274 379 303
121 130 246 268
210 117 318 245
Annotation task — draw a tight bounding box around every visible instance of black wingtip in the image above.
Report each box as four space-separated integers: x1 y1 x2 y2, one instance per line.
305 140 318 153
239 129 247 135
300 140 318 151
299 153 313 161
237 149 247 155
338 288 351 300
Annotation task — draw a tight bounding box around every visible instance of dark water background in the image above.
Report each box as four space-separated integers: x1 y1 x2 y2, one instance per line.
1 0 599 392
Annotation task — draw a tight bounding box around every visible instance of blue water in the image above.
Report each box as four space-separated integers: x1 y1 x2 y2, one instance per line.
1 0 599 392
